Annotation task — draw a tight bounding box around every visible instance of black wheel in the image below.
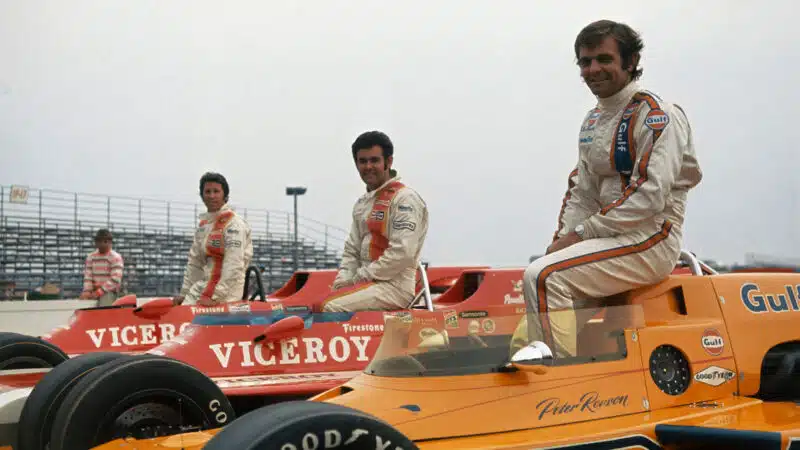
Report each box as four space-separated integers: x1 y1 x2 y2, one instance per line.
204 401 418 450
48 354 235 450
16 352 130 450
649 344 691 396
0 332 68 370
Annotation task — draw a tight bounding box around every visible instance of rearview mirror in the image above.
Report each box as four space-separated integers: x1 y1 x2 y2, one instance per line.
132 298 175 319
253 315 305 343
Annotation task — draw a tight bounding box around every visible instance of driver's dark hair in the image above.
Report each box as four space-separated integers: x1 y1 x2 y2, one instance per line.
574 19 644 81
351 130 394 160
199 172 230 201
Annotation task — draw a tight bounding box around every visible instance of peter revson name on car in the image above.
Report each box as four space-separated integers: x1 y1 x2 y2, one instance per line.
535 391 630 420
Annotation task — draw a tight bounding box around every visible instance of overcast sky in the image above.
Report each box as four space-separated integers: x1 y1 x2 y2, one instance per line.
1 0 798 267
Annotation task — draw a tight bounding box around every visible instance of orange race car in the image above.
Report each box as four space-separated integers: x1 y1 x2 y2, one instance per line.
48 250 800 449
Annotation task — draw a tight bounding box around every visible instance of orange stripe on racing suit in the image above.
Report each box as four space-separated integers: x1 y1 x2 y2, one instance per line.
601 92 665 216
552 168 580 243
201 211 235 300
366 181 405 260
536 220 673 350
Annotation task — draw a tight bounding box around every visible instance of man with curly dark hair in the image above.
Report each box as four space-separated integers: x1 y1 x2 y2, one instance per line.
512 20 703 358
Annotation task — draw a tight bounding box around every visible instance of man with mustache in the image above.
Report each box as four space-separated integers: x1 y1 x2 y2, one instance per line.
323 130 429 312
512 20 703 358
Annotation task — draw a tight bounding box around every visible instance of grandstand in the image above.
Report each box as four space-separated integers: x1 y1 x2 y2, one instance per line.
0 185 347 299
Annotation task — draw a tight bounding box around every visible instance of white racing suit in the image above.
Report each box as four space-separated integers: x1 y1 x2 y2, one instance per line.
515 81 703 358
323 174 429 312
179 204 254 305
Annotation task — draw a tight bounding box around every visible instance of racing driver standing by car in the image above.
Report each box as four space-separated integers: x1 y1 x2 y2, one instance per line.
511 20 703 358
173 172 253 306
322 130 429 312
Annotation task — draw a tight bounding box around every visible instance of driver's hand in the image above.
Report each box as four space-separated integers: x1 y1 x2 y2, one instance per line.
172 296 185 306
197 295 216 306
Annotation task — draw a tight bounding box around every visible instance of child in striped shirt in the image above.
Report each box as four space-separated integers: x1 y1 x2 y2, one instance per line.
80 229 124 306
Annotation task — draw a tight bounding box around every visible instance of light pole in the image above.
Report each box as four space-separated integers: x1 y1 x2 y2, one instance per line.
285 186 307 272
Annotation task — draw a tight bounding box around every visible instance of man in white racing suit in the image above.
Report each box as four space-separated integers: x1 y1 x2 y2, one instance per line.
174 172 254 306
323 131 429 312
512 20 703 358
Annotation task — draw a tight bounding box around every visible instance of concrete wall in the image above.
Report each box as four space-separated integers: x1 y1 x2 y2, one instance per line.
0 298 158 337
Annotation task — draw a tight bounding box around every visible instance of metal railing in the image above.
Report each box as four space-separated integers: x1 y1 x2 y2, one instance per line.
0 185 348 249
0 185 349 298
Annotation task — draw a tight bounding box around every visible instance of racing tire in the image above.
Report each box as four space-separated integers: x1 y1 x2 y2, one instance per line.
48 354 236 450
204 401 418 450
0 332 68 370
15 352 130 450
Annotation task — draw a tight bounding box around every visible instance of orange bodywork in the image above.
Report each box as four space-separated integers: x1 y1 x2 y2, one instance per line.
92 271 800 449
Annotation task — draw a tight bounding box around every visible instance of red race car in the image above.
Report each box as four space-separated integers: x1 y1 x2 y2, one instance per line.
0 265 521 450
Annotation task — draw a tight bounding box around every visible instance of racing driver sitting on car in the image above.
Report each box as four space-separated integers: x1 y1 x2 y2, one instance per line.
173 172 253 306
510 20 703 359
322 130 429 313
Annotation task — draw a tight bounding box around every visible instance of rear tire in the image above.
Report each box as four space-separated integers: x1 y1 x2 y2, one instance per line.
204 401 418 450
48 354 235 450
0 332 68 370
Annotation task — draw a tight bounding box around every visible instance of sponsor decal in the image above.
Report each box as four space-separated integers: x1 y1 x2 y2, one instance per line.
369 210 385 221
277 428 408 450
444 310 458 329
418 327 438 340
460 310 488 319
191 305 227 314
693 365 735 387
740 282 800 313
392 220 416 231
225 239 242 248
226 228 239 234
228 303 251 314
536 391 629 421
580 108 601 131
209 238 222 248
622 104 637 119
209 336 372 368
213 371 362 389
397 204 413 212
374 200 391 207
504 279 524 304
341 323 384 333
286 305 309 312
481 319 496 334
468 320 480 334
85 322 192 348
579 136 593 145
701 328 724 356
644 109 669 131
271 303 285 311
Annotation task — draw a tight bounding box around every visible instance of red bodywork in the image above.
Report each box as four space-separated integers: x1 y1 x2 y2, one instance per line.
37 266 480 357
136 267 526 397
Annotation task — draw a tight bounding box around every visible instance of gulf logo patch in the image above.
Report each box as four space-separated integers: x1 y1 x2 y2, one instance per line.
701 328 724 356
644 109 669 130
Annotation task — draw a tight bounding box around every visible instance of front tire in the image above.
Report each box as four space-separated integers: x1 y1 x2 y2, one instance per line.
204 401 418 450
48 354 235 450
16 352 130 450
